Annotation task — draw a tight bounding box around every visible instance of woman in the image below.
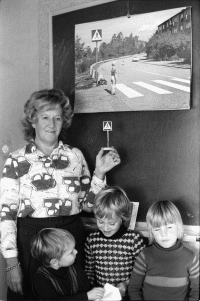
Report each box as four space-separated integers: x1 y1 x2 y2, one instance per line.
0 89 121 300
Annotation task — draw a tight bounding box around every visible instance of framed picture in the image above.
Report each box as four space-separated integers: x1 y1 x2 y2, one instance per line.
74 6 192 113
53 3 192 113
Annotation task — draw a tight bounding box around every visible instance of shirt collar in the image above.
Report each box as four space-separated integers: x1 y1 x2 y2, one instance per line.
42 264 76 277
99 224 127 240
25 140 64 155
154 239 182 251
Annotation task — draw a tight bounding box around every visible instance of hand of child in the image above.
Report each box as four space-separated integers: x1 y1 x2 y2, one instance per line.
116 281 128 297
87 287 105 300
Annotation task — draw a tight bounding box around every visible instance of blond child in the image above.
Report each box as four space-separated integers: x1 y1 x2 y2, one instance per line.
128 200 199 300
31 228 104 300
85 186 146 299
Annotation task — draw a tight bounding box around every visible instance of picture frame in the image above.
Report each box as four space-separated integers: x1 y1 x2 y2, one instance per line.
53 3 192 113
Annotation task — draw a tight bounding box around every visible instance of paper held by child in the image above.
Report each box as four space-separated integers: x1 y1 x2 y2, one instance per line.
100 283 121 301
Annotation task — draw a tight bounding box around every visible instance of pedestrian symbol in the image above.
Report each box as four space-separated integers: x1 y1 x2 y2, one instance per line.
92 29 102 42
103 121 112 131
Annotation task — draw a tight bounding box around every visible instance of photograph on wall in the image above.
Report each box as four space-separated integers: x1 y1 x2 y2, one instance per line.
75 6 192 113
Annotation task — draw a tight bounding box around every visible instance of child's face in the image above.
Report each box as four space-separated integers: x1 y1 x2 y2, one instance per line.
96 214 122 237
58 241 77 268
152 223 178 248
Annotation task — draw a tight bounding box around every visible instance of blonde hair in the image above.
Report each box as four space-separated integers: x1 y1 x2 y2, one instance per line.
31 228 75 267
146 200 184 244
94 186 132 221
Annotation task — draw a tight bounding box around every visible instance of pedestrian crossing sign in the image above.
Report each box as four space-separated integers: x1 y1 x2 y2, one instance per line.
103 121 112 131
92 29 102 42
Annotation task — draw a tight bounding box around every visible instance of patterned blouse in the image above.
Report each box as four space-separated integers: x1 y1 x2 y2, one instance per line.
0 141 106 258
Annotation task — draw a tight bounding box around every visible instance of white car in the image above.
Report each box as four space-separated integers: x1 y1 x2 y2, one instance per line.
132 56 139 62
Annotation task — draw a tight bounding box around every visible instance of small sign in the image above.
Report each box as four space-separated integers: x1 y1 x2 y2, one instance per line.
103 121 112 131
92 29 102 42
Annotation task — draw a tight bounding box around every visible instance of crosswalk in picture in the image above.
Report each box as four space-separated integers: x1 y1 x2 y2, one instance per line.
116 77 190 99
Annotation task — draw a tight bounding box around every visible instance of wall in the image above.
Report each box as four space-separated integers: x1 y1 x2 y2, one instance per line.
0 1 39 298
0 0 40 166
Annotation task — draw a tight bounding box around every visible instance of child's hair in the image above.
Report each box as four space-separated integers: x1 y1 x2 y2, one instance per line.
31 228 75 267
94 186 132 221
146 200 184 244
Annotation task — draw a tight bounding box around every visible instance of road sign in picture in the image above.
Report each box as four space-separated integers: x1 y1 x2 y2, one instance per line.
91 29 102 42
103 121 112 131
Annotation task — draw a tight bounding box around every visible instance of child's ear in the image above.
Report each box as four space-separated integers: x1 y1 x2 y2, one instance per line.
50 258 59 270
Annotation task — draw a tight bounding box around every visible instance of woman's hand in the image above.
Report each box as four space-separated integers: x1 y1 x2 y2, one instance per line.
94 147 121 180
6 266 23 295
87 287 105 300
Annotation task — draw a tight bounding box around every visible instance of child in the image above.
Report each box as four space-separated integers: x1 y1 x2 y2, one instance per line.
128 200 199 301
85 186 146 299
31 228 104 300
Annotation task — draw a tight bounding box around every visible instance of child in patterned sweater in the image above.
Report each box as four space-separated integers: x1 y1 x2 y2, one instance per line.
85 186 146 299
128 200 199 301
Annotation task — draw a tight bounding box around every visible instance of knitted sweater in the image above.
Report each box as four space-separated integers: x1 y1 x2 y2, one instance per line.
128 240 199 301
85 225 146 287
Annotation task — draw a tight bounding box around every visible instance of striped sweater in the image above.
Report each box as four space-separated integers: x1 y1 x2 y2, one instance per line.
128 240 199 301
85 225 146 287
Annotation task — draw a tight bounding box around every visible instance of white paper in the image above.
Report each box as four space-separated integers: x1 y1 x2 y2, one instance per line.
100 283 122 301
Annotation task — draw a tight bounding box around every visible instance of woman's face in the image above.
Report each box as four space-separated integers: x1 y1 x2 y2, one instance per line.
33 105 63 147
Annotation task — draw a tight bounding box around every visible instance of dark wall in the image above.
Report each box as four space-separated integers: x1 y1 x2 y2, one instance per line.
53 0 200 225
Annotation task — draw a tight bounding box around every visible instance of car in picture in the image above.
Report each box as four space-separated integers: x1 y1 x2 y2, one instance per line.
132 56 139 62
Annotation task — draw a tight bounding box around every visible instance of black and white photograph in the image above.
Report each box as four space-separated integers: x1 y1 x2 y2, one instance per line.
0 1 199 300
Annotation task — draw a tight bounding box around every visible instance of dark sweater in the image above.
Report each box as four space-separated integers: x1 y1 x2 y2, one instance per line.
32 261 90 301
128 240 199 301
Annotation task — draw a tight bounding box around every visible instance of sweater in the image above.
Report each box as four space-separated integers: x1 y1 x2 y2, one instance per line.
128 240 199 301
85 225 146 287
32 262 90 301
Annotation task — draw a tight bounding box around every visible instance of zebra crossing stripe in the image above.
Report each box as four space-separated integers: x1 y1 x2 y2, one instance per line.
133 82 172 94
171 77 190 84
153 80 190 92
116 83 143 98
